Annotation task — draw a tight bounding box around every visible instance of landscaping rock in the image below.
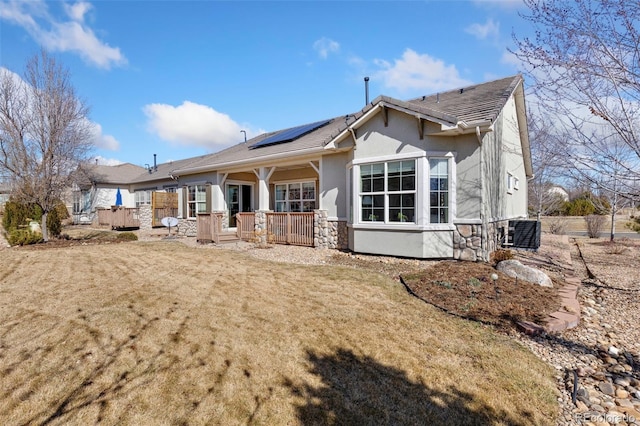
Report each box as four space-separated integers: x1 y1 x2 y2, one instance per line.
496 259 553 287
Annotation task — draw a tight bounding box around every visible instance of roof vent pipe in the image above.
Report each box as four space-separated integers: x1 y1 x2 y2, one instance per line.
153 153 157 172
437 93 440 103
364 77 370 105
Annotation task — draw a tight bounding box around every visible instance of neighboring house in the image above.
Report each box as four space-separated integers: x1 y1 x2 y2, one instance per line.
548 185 570 202
90 74 532 261
71 162 147 223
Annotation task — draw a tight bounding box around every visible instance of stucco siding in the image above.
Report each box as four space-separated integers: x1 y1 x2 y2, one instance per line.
353 110 427 160
450 134 481 220
320 152 349 219
351 229 453 258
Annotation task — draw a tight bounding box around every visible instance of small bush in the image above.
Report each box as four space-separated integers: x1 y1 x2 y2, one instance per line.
547 217 567 235
8 228 43 246
468 277 483 287
2 200 42 233
47 209 62 237
585 214 606 238
626 217 640 233
492 249 514 263
117 232 138 241
603 242 629 255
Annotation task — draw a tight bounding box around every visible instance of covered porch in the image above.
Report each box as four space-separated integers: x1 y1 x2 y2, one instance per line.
194 157 347 248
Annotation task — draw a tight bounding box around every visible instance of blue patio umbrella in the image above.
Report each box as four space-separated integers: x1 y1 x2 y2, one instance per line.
115 187 122 206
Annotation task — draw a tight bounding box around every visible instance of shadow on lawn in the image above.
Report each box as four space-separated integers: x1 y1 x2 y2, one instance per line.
283 348 536 426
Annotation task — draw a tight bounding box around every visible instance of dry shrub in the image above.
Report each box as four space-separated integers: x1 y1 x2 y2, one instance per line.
603 241 629 255
547 217 568 235
116 231 138 241
585 214 606 238
492 249 514 263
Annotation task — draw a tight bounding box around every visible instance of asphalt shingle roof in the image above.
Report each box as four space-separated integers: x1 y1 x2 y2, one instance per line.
166 74 523 176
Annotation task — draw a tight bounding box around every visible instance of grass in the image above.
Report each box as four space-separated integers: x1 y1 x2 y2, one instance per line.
0 240 558 425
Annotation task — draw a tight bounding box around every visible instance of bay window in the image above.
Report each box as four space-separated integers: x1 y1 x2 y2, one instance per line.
354 155 452 226
360 160 416 223
429 159 449 223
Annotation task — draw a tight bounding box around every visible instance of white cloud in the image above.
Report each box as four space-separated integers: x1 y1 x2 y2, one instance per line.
93 155 123 166
313 37 340 59
64 1 91 22
0 0 126 69
144 101 249 149
373 49 472 93
88 121 119 151
465 18 500 40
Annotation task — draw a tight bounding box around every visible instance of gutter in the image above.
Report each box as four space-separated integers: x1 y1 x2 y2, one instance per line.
171 146 325 176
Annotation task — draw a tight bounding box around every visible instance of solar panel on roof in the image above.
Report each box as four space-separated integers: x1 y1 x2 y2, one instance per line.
250 119 332 149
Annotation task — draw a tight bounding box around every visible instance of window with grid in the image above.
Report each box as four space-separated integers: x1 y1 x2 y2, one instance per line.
429 159 449 223
134 190 151 207
188 185 207 218
275 181 316 212
360 160 415 223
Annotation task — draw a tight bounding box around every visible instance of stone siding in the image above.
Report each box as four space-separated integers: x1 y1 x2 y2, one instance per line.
253 210 268 245
452 220 510 262
177 219 197 237
139 205 152 230
314 210 348 250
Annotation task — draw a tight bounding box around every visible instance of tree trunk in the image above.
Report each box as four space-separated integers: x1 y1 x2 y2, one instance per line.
41 211 49 242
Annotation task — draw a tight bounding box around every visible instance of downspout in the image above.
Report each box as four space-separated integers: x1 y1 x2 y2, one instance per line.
476 126 487 261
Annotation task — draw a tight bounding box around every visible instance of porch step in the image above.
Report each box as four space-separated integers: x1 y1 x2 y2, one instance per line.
217 232 241 244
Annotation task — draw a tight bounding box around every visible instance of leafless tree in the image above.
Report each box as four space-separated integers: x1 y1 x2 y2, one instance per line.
0 51 93 241
512 0 640 240
527 109 566 219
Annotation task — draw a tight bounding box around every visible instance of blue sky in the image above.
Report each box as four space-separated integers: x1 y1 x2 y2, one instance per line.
1 0 530 167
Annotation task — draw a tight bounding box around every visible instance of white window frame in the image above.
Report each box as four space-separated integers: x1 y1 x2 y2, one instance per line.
187 184 207 219
273 180 317 212
507 173 515 194
350 151 455 230
359 160 417 224
134 190 152 207
428 158 450 224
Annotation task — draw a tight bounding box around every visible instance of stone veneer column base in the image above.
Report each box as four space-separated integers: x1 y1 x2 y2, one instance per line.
177 219 197 237
138 205 152 230
314 210 348 250
452 220 509 262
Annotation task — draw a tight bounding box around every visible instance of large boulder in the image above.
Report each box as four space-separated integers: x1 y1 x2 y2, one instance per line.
496 259 553 288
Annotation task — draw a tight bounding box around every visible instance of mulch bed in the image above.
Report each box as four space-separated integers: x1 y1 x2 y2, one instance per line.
401 261 562 331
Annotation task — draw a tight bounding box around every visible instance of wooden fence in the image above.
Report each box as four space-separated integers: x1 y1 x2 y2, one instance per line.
196 212 224 243
152 192 178 227
97 207 140 229
236 212 256 240
266 212 314 246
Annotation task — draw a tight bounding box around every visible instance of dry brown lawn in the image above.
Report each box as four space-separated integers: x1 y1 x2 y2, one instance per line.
0 240 558 425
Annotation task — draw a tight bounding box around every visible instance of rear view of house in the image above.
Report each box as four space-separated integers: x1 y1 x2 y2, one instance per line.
86 75 532 261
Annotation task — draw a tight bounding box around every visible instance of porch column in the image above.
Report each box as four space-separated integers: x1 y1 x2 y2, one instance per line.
212 172 228 211
254 167 275 211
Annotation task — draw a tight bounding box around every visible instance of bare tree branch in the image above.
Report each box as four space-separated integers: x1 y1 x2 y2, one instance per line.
0 50 93 241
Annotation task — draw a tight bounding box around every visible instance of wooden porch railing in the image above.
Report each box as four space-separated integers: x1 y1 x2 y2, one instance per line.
197 212 224 243
98 207 140 229
266 212 314 247
235 212 256 240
